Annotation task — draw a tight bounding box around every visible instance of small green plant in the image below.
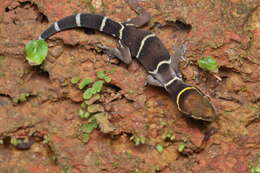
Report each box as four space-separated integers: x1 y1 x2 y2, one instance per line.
12 93 30 103
10 137 20 146
84 94 101 105
25 40 48 65
79 121 98 143
78 109 90 119
130 135 146 146
150 165 160 173
95 159 102 166
177 143 186 152
61 165 73 173
83 80 104 100
43 135 50 144
71 76 81 84
96 70 111 83
81 133 90 143
80 122 98 134
83 88 94 100
80 102 87 109
198 56 218 73
75 70 114 143
112 162 119 169
155 144 164 153
92 80 104 93
162 130 175 141
79 78 92 89
75 70 113 100
248 158 260 173
249 166 260 173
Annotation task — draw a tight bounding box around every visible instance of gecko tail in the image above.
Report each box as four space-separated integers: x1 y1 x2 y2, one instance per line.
38 13 123 40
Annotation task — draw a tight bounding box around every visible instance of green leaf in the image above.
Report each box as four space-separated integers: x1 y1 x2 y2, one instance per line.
106 68 116 74
10 138 19 146
43 135 50 144
80 102 87 108
162 130 175 141
156 144 164 153
83 88 94 100
81 133 90 143
79 78 92 89
92 80 104 93
80 122 98 134
178 143 186 152
71 76 81 84
112 162 119 169
78 109 90 119
96 71 106 79
12 93 30 103
25 40 48 65
130 135 146 146
198 56 218 73
96 71 111 83
104 76 111 83
83 112 90 119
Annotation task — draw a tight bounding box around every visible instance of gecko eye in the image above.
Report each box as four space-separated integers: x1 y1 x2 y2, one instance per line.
177 87 216 121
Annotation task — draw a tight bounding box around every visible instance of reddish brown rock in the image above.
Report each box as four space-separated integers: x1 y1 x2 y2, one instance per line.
0 0 259 172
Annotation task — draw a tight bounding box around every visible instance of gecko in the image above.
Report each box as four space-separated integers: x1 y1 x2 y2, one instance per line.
38 0 216 121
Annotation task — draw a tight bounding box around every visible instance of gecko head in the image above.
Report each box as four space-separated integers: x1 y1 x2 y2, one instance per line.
176 86 217 122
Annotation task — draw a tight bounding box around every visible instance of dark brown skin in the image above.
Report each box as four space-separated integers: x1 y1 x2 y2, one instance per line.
181 89 216 121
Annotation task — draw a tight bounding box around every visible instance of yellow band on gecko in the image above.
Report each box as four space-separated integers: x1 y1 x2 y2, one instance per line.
176 86 196 113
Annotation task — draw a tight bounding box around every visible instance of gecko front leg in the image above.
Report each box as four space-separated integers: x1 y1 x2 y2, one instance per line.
170 41 188 78
97 40 132 64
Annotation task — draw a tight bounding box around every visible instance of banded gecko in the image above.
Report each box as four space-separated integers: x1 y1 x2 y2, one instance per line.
39 0 216 121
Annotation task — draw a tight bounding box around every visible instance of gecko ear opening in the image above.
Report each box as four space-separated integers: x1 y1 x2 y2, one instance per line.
176 87 216 122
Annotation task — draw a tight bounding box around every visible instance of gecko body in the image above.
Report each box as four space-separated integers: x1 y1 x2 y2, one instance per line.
39 3 216 121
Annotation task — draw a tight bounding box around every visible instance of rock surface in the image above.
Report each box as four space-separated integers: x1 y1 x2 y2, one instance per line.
0 0 259 172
